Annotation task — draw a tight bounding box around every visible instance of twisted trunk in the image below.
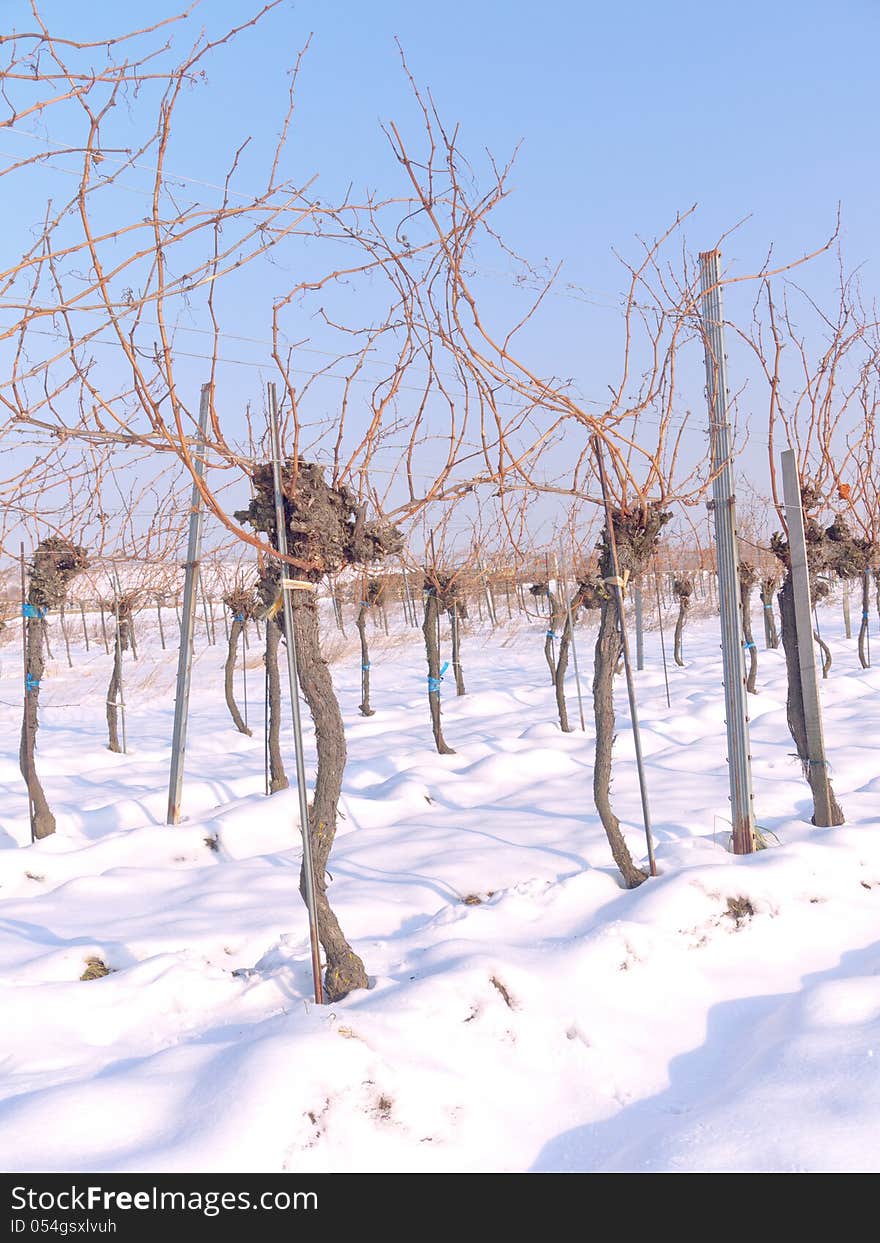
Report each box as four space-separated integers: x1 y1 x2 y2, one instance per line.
59 605 72 669
760 580 780 649
858 572 870 669
265 620 288 792
224 617 252 735
423 591 454 754
592 595 648 888
553 605 578 733
814 629 832 679
19 616 55 839
106 614 129 753
740 578 758 694
355 603 374 716
544 590 565 683
449 605 466 696
778 574 844 825
290 592 368 1002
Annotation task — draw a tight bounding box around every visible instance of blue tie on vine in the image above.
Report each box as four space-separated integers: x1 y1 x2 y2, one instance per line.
427 661 449 694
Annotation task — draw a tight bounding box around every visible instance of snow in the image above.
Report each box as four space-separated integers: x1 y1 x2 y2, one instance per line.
1 598 879 1172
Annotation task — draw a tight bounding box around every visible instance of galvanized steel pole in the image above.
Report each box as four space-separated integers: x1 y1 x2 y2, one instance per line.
267 382 324 1006
699 251 756 855
112 571 128 756
166 384 211 826
556 550 586 731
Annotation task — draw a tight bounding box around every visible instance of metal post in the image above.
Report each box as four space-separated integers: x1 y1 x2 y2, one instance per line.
761 583 774 648
556 550 586 731
166 384 211 826
112 574 128 756
199 570 214 645
59 603 73 668
634 584 645 672
653 563 671 710
263 656 270 798
79 602 90 652
267 382 324 1006
699 250 756 855
842 578 852 640
99 605 109 655
781 449 836 826
401 562 416 628
866 568 872 667
593 439 656 877
241 621 249 731
478 559 497 628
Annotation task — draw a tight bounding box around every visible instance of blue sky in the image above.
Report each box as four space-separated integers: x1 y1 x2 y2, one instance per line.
7 0 878 551
183 0 878 280
29 0 877 296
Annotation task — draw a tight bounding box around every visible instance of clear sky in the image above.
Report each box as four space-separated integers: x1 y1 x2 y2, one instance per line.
139 0 879 287
6 0 879 553
25 0 878 305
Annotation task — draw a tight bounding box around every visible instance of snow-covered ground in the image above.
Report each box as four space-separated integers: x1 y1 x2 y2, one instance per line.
1 597 879 1173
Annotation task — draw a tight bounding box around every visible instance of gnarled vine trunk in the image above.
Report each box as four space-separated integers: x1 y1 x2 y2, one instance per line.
760 578 780 649
265 619 288 792
423 589 454 754
672 577 692 667
814 628 832 678
224 616 252 736
739 562 758 694
545 590 566 683
590 507 668 887
19 614 54 839
777 574 844 825
592 590 648 888
355 602 374 717
106 608 131 754
449 603 466 696
19 539 88 836
290 591 368 1002
858 571 870 669
554 611 574 733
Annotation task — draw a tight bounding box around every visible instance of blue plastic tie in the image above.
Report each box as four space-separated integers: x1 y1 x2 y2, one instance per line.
744 640 756 650
360 601 371 609
362 663 371 671
763 604 773 610
864 612 870 621
546 630 557 639
427 661 449 694
233 612 245 623
21 603 46 619
25 672 40 692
